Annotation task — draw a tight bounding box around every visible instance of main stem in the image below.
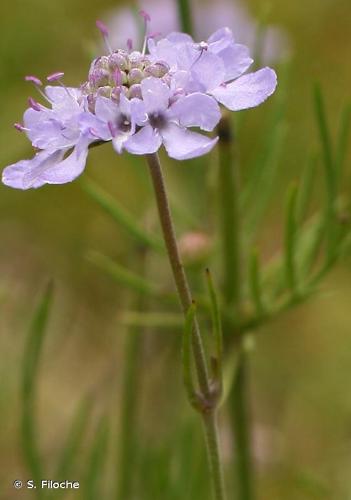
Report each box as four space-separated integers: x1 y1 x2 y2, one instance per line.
218 115 254 500
145 153 226 500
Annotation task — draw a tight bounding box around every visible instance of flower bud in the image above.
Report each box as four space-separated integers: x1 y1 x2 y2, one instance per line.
109 51 128 71
97 86 112 98
89 68 110 87
145 61 169 78
129 68 143 85
128 84 142 99
179 232 212 265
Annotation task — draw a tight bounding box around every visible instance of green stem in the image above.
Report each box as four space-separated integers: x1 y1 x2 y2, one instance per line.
145 153 226 500
218 116 254 500
176 0 194 35
218 115 241 309
230 355 254 500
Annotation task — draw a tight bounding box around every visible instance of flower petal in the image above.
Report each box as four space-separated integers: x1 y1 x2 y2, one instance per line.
190 51 225 92
161 124 218 160
41 140 89 184
124 125 162 155
141 77 170 114
2 150 65 189
210 67 277 111
216 44 253 81
170 93 221 131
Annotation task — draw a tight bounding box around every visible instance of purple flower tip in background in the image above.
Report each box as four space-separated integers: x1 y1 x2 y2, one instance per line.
106 0 290 64
2 12 277 190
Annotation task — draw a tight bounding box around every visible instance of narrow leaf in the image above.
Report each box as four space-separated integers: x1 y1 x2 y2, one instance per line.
81 179 163 253
22 282 53 497
53 397 92 487
336 102 351 183
284 184 299 295
248 248 265 316
296 153 317 223
122 311 184 329
83 415 109 500
182 303 199 409
205 269 223 366
87 251 159 297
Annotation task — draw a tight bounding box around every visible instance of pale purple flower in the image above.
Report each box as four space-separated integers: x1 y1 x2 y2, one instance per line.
148 28 277 112
123 77 220 159
2 18 277 190
106 0 289 64
2 84 95 189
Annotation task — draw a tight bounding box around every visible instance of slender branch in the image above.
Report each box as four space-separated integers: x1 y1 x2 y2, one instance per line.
146 153 210 396
145 153 226 500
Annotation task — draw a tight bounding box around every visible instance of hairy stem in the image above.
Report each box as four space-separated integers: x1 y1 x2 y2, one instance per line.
145 153 226 500
218 115 254 500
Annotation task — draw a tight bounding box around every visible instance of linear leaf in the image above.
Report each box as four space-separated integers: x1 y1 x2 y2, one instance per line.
336 102 351 183
248 248 265 316
87 251 159 297
205 269 223 368
81 179 163 253
296 154 317 223
182 302 200 409
83 415 109 500
284 184 299 295
22 282 53 498
53 397 92 489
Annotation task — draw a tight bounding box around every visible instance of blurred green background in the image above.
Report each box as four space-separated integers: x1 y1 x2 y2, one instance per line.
0 0 351 498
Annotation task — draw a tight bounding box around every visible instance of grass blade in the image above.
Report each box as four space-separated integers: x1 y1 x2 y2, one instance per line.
87 251 159 297
53 397 92 493
21 282 53 498
284 184 299 295
248 248 265 316
81 179 163 253
83 415 109 500
336 102 351 183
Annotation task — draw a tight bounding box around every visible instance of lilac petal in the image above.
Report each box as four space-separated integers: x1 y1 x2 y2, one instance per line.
2 150 59 189
217 44 253 81
79 112 111 141
161 124 218 160
141 77 170 114
170 93 221 131
210 67 277 111
208 27 234 46
124 124 162 155
166 32 194 44
40 141 89 184
45 86 81 106
190 51 225 92
95 96 120 123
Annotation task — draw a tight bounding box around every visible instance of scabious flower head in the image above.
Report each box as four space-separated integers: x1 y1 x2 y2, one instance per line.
2 13 277 190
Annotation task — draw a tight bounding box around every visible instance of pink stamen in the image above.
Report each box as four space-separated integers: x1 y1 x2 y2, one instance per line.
14 122 27 132
47 72 65 82
28 97 42 111
139 10 151 23
113 68 122 87
139 10 151 55
96 19 109 37
127 38 133 52
96 19 113 54
25 75 43 86
148 31 162 40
